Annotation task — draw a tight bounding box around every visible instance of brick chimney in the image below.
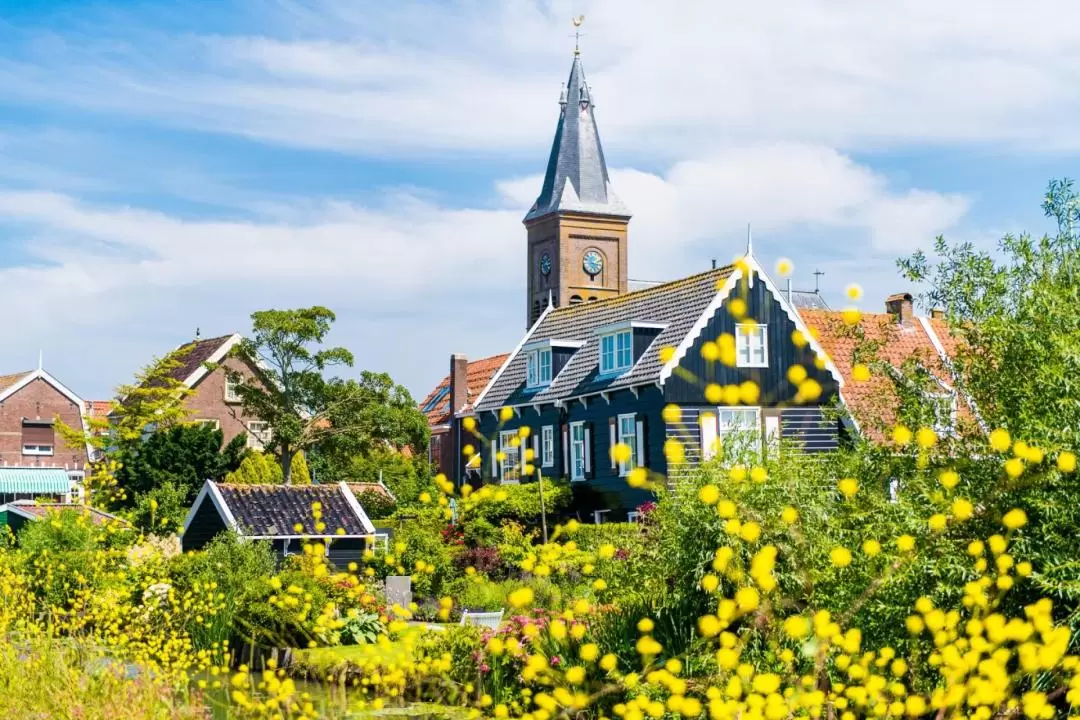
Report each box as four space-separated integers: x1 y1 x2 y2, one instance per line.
449 354 468 417
885 292 915 327
930 308 945 320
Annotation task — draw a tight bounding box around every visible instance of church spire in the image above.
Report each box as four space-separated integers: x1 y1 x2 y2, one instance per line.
524 51 630 222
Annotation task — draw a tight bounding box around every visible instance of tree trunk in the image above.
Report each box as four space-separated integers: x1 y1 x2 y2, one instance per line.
281 447 293 485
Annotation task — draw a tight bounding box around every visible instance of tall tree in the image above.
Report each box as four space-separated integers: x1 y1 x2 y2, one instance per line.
899 178 1080 449
57 346 196 506
226 306 355 484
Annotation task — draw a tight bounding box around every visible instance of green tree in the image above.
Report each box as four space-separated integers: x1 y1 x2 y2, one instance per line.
224 452 284 484
899 177 1080 449
117 423 247 504
341 448 428 504
289 450 312 485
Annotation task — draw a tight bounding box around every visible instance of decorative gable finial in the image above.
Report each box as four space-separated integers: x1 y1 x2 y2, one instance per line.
745 222 753 257
547 290 554 309
195 327 201 341
572 15 585 56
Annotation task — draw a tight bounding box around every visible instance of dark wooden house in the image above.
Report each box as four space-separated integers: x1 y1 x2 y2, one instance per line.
472 251 849 522
181 480 377 565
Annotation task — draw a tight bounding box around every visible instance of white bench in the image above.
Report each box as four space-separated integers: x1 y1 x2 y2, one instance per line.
460 610 504 629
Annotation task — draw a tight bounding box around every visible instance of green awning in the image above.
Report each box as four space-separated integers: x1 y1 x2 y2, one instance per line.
0 468 72 494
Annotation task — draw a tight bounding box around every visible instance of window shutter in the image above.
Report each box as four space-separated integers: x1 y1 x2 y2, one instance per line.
584 424 593 476
636 418 647 468
22 423 55 446
700 412 718 461
492 441 499 482
609 418 617 469
562 425 569 476
532 434 540 473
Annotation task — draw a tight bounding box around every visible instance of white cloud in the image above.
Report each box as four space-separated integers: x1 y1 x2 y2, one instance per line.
2 0 1080 156
0 143 968 397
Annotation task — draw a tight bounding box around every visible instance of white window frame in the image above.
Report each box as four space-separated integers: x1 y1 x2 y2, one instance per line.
736 323 768 368
627 511 641 523
541 425 555 467
526 349 553 389
570 421 587 481
717 407 762 447
224 377 243 403
928 392 958 436
599 330 634 375
246 420 272 450
193 418 221 431
592 510 610 525
22 444 54 456
499 430 521 484
617 413 637 477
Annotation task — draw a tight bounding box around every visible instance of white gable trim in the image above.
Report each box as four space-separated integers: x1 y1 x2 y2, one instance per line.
0 368 93 462
181 333 244 389
182 480 238 535
658 269 743 384
917 316 987 433
745 254 845 388
339 481 377 534
473 303 555 411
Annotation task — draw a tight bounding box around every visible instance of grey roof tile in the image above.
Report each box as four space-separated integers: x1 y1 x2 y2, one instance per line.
524 55 630 222
476 265 735 410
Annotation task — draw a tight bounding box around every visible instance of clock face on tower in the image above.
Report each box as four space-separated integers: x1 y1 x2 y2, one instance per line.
539 253 552 276
582 250 603 277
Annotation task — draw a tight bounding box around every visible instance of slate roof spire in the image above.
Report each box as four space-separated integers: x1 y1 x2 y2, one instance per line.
524 53 630 222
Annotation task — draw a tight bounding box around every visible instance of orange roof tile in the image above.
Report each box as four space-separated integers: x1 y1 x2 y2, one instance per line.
85 400 113 417
800 310 971 442
419 353 510 426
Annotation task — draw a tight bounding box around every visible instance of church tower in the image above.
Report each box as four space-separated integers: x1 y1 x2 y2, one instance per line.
524 49 631 327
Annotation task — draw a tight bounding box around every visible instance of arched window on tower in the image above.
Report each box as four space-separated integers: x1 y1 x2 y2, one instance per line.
588 296 598 302
569 295 584 306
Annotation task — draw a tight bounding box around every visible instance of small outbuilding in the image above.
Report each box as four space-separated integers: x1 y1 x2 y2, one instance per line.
0 500 126 536
181 481 378 565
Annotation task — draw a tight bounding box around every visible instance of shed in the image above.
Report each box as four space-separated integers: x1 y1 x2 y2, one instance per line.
0 501 125 537
181 480 377 565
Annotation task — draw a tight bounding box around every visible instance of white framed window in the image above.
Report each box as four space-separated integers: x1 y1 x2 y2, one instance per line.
592 510 610 525
736 323 768 368
541 425 555 467
526 349 553 389
570 422 586 481
224 377 242 403
627 511 641 523
22 444 54 456
247 421 272 449
617 413 638 476
929 393 958 436
193 419 221 430
500 430 521 483
717 407 761 446
600 330 633 375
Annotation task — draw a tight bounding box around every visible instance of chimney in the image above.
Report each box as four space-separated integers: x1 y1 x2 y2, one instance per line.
449 354 469 417
930 308 945 320
885 292 915 327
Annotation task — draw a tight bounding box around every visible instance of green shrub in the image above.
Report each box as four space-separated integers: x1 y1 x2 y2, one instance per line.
465 479 571 525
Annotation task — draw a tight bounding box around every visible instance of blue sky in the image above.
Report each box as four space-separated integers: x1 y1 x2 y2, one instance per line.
1 0 1077 401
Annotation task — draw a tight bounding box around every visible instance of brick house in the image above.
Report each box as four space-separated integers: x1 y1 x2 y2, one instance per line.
0 367 90 471
419 353 508 484
159 333 271 450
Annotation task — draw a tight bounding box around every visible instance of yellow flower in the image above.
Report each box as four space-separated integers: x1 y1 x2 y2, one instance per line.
892 425 912 446
851 363 871 382
862 539 881 557
845 283 863 301
611 442 632 465
662 404 681 424
739 522 761 543
783 615 810 639
700 574 719 593
599 654 618 672
697 614 721 638
508 587 534 609
597 544 616 561
897 535 916 552
939 470 959 490
728 298 747 318
841 307 861 326
775 257 794 276
787 365 808 385
659 346 676 363
592 579 607 592
664 439 686 464
791 329 808 347
928 514 948 532
1002 508 1027 530
564 666 586 685
749 466 768 483
916 427 937 449
989 428 1011 452
462 416 476 432
698 485 720 505
626 468 648 488
1004 457 1025 478
579 643 599 662
499 407 514 422
1057 451 1076 473
951 498 974 521
717 500 737 519
735 587 760 612
781 507 798 524
637 617 654 634
830 547 853 568
837 478 858 499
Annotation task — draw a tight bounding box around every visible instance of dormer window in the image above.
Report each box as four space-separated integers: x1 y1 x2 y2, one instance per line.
526 348 553 389
736 323 768 368
600 330 633 375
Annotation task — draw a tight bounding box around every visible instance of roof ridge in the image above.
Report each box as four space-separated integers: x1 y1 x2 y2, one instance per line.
546 264 736 318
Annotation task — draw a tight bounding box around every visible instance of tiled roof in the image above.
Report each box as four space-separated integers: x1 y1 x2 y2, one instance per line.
789 291 830 310
420 353 510 425
800 310 967 441
215 483 373 537
476 265 736 411
85 400 113 417
168 334 236 386
0 371 30 394
4 502 125 526
346 482 396 502
524 54 629 222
